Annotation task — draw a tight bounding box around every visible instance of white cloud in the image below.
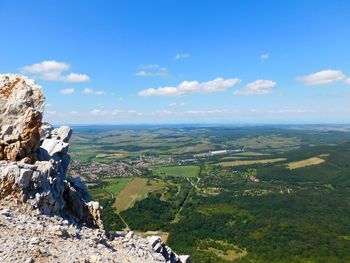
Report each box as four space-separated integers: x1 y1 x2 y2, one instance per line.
89 109 108 116
174 53 190 60
182 109 227 116
21 60 89 82
63 73 89 82
234 79 276 96
83 88 94 94
60 88 75 95
297 69 345 86
82 88 105 95
69 110 79 116
95 91 106 95
169 102 186 107
45 110 58 116
260 53 269 61
138 77 240 97
345 78 350 85
136 65 168 77
111 109 123 115
91 108 122 117
139 64 159 69
268 109 307 114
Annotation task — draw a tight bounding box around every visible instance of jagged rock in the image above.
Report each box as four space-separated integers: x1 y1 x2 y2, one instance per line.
0 74 104 231
39 122 54 140
40 139 69 156
0 74 44 162
0 74 190 263
51 126 72 143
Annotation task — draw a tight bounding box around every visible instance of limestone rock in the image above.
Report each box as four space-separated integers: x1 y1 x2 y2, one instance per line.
0 74 104 231
0 74 44 162
39 122 54 140
51 126 72 143
0 73 190 263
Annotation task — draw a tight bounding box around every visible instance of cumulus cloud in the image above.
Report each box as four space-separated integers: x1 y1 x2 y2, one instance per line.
82 88 105 95
174 53 190 60
60 88 75 95
297 69 345 86
138 77 240 97
345 78 350 85
136 64 168 77
260 53 269 61
234 79 276 96
21 60 89 82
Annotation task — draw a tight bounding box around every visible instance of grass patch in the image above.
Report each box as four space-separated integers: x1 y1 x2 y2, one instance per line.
104 178 132 194
115 177 165 211
199 239 247 261
216 158 287 167
153 165 200 178
287 156 325 170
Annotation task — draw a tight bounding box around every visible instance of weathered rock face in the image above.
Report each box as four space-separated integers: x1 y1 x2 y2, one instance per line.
0 74 44 162
0 74 103 230
0 74 191 263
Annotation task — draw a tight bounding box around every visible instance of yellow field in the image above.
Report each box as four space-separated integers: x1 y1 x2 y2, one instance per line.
95 153 126 158
114 177 165 211
286 157 325 170
217 158 286 167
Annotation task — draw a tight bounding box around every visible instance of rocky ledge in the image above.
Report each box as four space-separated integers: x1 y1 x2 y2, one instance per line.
0 74 191 263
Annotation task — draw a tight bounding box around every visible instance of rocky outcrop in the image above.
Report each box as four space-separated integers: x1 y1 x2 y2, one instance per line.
0 74 190 263
0 74 44 163
0 74 104 230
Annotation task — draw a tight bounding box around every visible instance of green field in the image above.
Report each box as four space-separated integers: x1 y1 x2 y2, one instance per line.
104 178 132 194
79 126 350 262
115 177 166 211
153 165 200 178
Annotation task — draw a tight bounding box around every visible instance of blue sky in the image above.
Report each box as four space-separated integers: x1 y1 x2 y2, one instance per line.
1 0 350 124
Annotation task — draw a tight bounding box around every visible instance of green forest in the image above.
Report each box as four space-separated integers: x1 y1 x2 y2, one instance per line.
79 126 350 262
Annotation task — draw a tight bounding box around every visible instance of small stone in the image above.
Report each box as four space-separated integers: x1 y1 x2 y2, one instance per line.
97 243 105 250
0 208 11 217
125 231 134 239
148 236 161 248
30 237 40 245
